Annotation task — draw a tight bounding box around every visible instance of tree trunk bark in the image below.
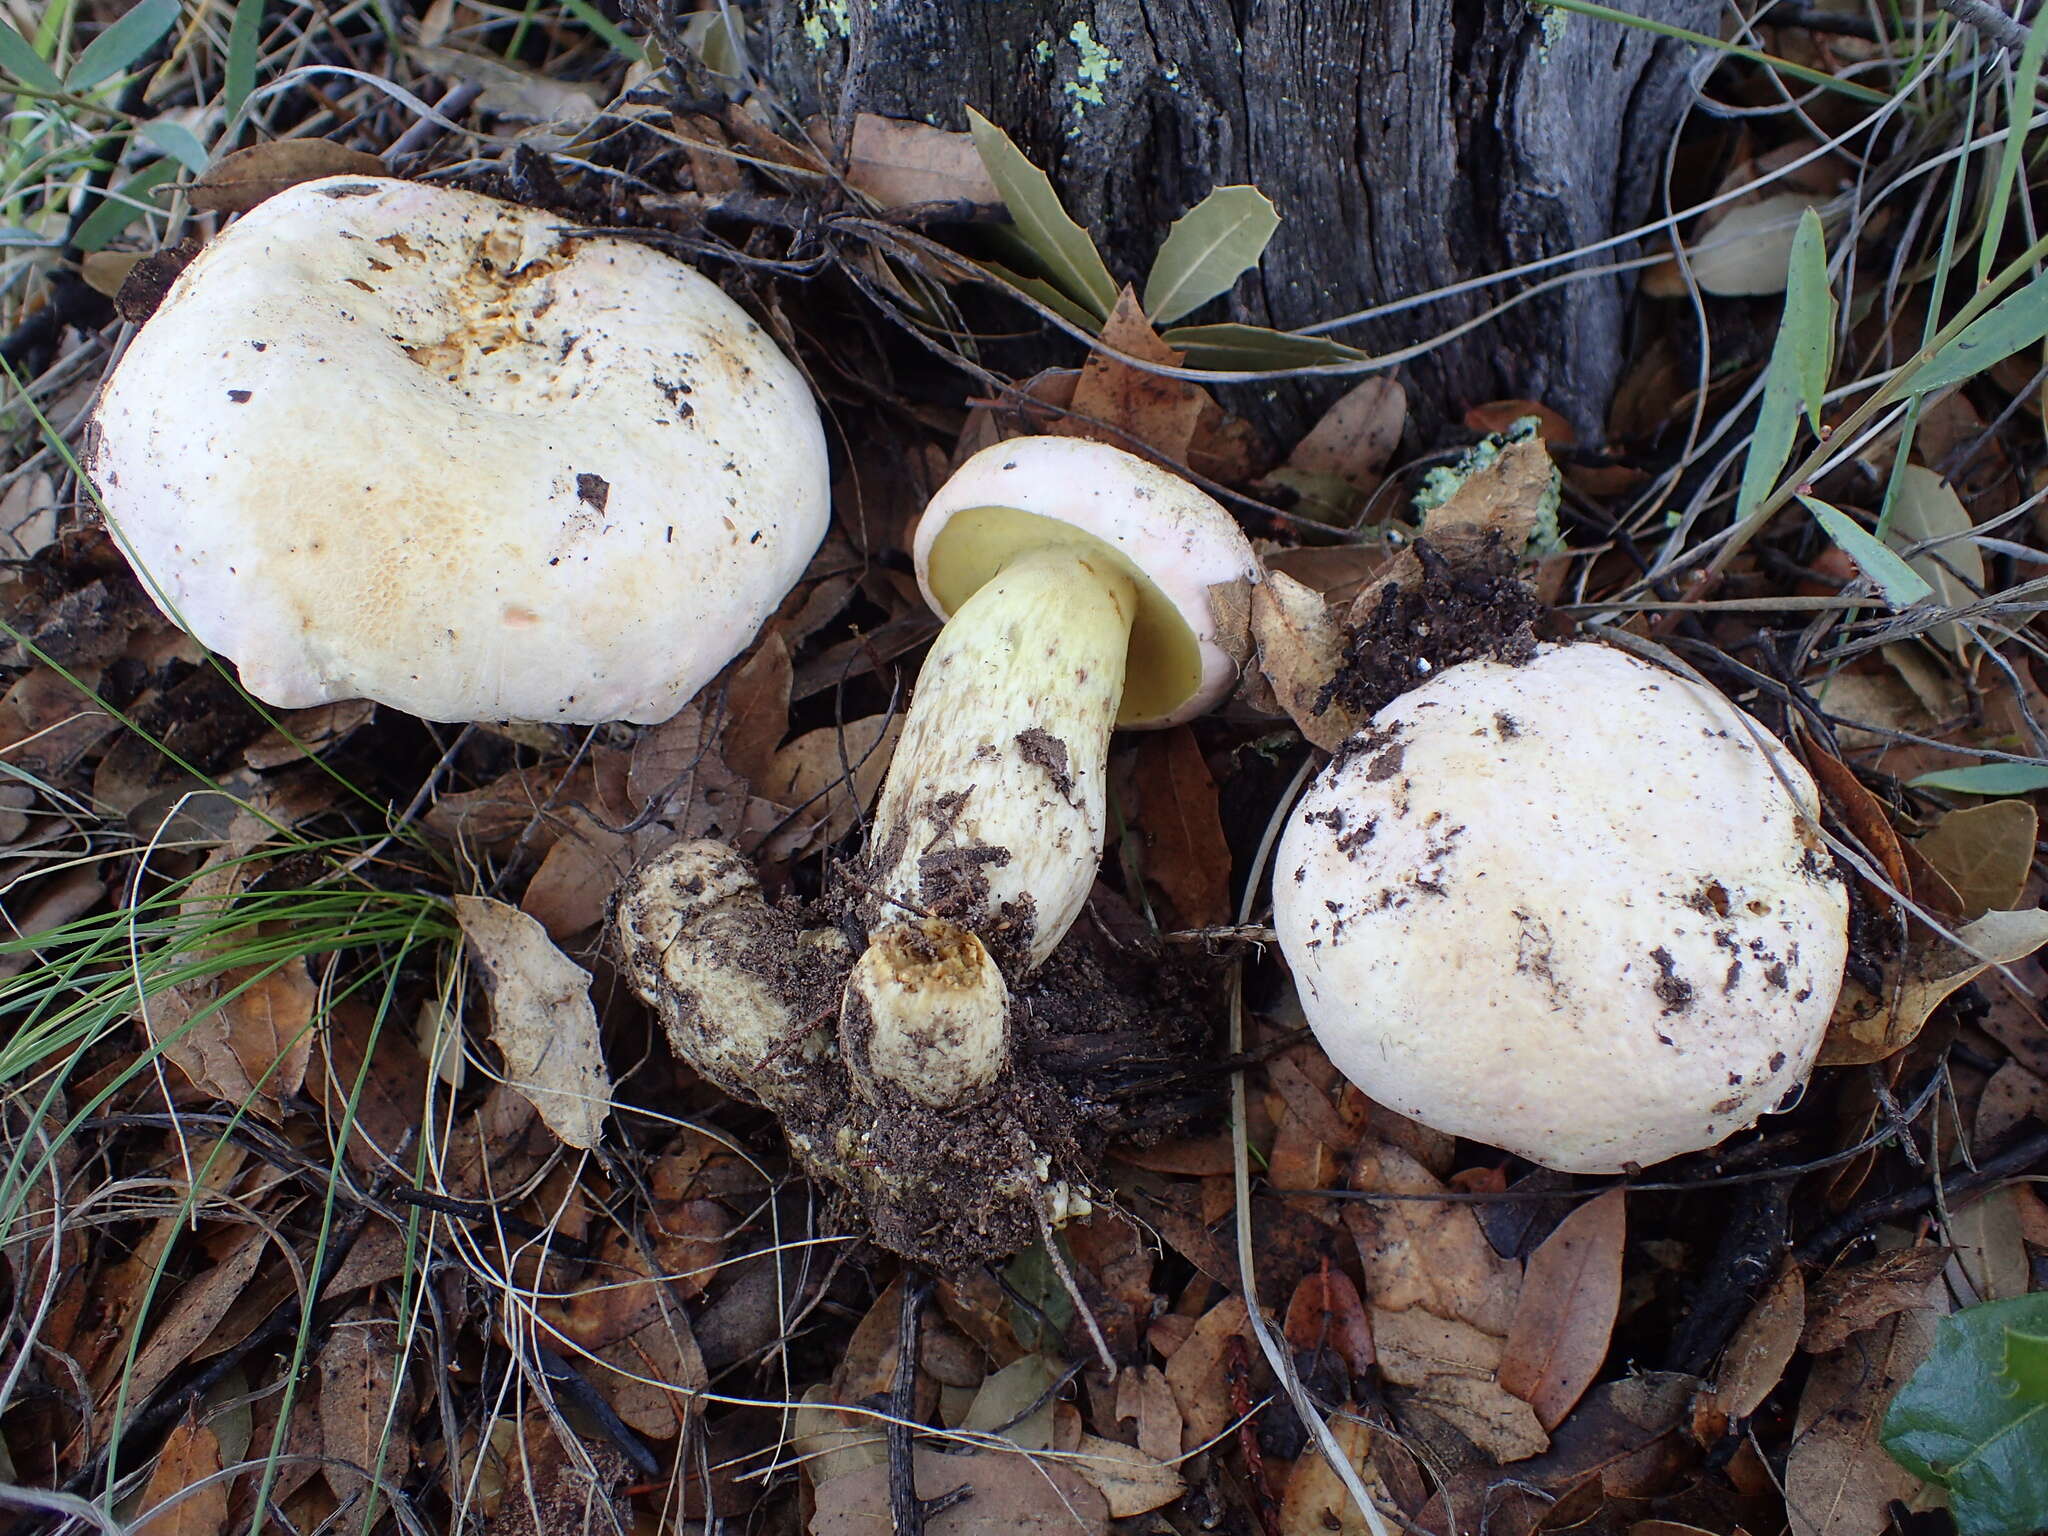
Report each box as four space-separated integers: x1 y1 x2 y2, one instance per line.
764 0 1711 447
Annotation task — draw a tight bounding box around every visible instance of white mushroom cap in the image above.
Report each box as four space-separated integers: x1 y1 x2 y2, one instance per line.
87 175 828 724
913 436 1259 727
1273 642 1849 1173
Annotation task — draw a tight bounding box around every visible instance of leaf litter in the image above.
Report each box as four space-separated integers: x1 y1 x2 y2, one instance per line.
7 10 2048 1536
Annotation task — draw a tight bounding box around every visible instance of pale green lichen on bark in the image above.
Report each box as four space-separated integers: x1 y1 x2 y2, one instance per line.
1059 21 1123 132
800 0 849 50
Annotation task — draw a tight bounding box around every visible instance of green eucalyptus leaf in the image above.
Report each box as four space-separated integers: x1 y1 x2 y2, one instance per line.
1883 1293 2048 1536
1912 270 2048 397
1890 465 1985 656
1797 495 1933 609
0 19 62 94
72 159 181 252
1736 211 1834 521
138 118 209 173
1142 185 1280 325
1908 763 2048 796
966 106 1116 321
1158 322 1366 370
976 260 1101 332
65 0 178 92
1785 208 1834 431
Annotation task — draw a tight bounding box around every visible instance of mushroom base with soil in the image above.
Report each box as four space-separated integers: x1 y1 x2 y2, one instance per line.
618 840 1222 1271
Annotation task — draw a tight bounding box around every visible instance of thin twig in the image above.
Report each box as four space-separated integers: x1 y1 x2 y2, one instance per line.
1935 0 2031 50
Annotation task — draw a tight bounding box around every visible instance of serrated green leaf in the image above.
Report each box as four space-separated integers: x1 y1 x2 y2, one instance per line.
65 0 178 93
224 0 263 117
0 18 62 94
1891 465 1985 656
976 260 1101 332
1142 185 1279 325
1908 763 2048 796
1158 322 1366 370
2006 1330 2048 1400
1912 270 2048 397
1786 208 1834 431
1883 1293 2048 1536
72 159 180 252
966 105 1116 321
1798 495 1934 609
137 118 209 173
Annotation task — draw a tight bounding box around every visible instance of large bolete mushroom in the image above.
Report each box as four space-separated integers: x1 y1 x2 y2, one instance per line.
1273 642 1850 1172
87 175 828 724
844 435 1258 1108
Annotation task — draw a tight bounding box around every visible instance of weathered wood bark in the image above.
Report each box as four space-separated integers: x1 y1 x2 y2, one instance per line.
765 0 1712 446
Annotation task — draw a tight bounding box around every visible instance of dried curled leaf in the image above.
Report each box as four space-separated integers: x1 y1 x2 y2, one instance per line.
455 895 611 1149
188 140 387 213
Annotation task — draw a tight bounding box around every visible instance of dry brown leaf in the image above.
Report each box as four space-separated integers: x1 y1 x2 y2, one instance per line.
811 1447 1108 1535
1284 1263 1376 1378
1374 1307 1549 1463
626 703 753 840
1277 1410 1412 1536
756 712 901 861
97 1230 269 1418
1499 1188 1625 1430
1915 800 2037 920
1822 907 2048 1066
146 957 316 1111
847 113 1000 207
309 1000 430 1174
1786 1300 1940 1536
718 632 793 785
1700 1260 1805 1426
1946 1185 2030 1303
1803 1247 1950 1354
1113 1135 1236 1177
134 1413 227 1536
1346 1140 1522 1337
1251 568 1362 751
1053 288 1207 467
455 895 610 1150
318 1306 415 1515
1163 1293 1252 1452
1286 377 1407 491
189 140 387 214
1976 1057 2048 1144
1068 1433 1182 1516
243 700 375 769
1465 399 1576 446
1115 1364 1183 1464
1132 726 1231 926
556 1222 709 1439
519 806 648 939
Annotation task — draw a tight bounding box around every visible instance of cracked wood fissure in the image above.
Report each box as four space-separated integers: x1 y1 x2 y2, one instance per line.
766 0 1712 442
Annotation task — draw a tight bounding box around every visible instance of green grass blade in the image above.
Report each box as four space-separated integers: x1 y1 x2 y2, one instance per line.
64 0 178 92
1980 4 2048 286
224 0 263 119
557 0 646 61
1143 185 1280 325
1798 493 1935 608
0 18 63 94
1533 0 1892 104
967 105 1117 321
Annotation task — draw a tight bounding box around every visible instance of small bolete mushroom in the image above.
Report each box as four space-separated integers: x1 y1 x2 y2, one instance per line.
844 435 1258 1107
1273 642 1849 1172
87 175 828 724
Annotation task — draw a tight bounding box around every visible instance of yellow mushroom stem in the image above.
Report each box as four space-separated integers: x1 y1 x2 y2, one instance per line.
854 540 1138 1105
